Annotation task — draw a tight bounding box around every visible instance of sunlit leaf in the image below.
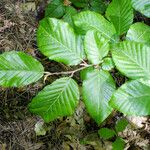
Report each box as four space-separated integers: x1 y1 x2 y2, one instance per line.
29 77 80 122
131 0 150 18
82 69 116 124
126 22 150 45
84 30 109 64
0 51 44 87
112 41 150 79
106 0 133 35
73 11 116 41
110 79 150 116
37 18 85 65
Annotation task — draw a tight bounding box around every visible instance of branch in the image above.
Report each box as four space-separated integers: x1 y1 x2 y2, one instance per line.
44 64 92 82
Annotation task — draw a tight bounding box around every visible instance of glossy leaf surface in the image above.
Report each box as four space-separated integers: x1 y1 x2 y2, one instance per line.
82 69 116 124
112 41 150 79
0 51 44 87
37 18 85 65
84 30 109 64
131 0 150 18
80 66 94 81
29 77 80 122
106 0 133 35
126 22 150 45
110 79 150 116
102 58 115 71
73 11 116 40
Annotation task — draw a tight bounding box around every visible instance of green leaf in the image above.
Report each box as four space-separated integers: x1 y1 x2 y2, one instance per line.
84 30 109 65
112 41 150 79
98 128 115 140
70 0 89 8
45 0 65 18
102 58 115 71
110 78 150 116
115 119 128 133
112 137 125 150
0 51 44 87
80 66 94 81
63 6 77 27
126 22 150 45
37 18 85 66
71 0 107 13
73 11 116 40
82 69 116 124
106 0 133 35
131 0 150 18
29 77 80 122
90 0 107 14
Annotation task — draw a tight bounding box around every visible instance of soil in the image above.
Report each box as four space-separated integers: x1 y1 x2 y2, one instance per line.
0 0 150 150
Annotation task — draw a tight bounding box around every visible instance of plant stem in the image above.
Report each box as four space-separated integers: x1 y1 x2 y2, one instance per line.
44 64 92 80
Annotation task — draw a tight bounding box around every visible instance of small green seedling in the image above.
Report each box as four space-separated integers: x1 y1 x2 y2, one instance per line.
98 118 128 150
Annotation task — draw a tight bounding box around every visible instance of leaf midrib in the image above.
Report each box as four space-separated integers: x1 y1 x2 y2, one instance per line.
87 23 115 42
40 25 82 61
136 29 149 40
45 78 71 115
119 49 150 76
88 73 112 112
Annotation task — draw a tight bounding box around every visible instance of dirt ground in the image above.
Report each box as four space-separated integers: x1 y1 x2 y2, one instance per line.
0 0 150 150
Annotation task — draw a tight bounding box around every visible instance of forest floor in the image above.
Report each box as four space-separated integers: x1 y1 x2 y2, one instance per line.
0 0 150 150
